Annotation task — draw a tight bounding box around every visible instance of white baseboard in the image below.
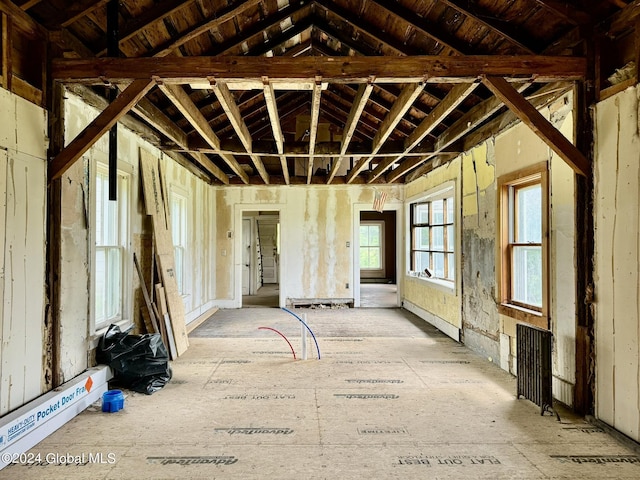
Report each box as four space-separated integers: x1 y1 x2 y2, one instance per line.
402 299 460 342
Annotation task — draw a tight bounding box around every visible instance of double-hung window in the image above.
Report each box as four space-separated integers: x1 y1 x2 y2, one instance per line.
170 190 188 295
498 163 548 322
409 184 455 282
93 163 130 330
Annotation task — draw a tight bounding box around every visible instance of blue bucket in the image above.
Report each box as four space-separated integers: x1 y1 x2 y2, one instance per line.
102 390 125 413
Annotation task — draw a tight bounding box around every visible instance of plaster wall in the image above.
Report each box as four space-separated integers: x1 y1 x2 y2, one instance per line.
57 92 216 382
214 184 402 307
593 85 640 441
0 87 47 414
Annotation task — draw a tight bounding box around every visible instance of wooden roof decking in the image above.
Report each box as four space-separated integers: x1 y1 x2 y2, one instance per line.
8 0 632 184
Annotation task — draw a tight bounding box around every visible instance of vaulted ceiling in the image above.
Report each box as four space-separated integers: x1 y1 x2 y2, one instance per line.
8 0 632 185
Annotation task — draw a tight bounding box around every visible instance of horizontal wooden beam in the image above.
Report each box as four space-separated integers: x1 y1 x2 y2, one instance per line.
52 55 587 84
482 75 589 176
49 79 155 181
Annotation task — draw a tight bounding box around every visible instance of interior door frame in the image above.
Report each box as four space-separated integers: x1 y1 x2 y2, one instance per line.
234 204 285 308
352 202 402 308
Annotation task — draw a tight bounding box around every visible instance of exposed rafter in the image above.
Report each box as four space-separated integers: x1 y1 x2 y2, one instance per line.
263 79 289 184
210 79 270 184
50 79 155 181
328 82 374 184
533 0 592 25
346 82 425 183
307 78 323 183
481 75 589 176
159 83 250 184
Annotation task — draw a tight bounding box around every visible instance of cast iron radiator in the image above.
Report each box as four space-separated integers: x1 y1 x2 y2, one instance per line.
516 323 553 415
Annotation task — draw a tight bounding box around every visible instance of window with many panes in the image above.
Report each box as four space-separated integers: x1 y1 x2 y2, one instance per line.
498 163 548 319
409 186 455 282
359 222 385 277
170 190 188 295
94 164 130 329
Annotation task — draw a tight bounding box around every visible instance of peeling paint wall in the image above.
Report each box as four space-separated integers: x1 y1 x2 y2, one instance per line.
594 85 640 442
214 185 402 307
0 87 47 415
57 93 216 382
461 141 499 362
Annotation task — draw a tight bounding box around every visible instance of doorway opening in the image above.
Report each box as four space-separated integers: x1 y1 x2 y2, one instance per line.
359 210 397 308
241 211 280 308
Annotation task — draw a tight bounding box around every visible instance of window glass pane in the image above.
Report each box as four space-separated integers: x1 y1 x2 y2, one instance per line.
446 197 454 223
447 225 454 252
414 203 429 224
414 226 430 249
432 199 444 224
447 253 455 280
516 184 541 243
512 245 542 307
107 248 121 319
433 252 445 278
359 225 368 246
368 225 380 247
414 251 430 273
432 226 444 251
95 249 106 324
360 247 381 269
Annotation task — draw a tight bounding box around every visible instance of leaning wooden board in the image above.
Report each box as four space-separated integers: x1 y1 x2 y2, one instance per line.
139 148 189 357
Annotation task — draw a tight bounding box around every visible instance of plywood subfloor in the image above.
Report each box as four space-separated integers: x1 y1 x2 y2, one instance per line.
3 308 639 479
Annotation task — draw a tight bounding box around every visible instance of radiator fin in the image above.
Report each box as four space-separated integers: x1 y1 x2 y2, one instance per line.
516 323 553 415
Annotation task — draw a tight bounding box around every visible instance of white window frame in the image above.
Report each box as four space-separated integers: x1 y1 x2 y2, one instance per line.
170 187 188 296
406 181 456 290
359 221 385 278
90 158 133 334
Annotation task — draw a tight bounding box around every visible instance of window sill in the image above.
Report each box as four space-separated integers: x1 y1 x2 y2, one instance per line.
406 272 455 294
498 303 548 330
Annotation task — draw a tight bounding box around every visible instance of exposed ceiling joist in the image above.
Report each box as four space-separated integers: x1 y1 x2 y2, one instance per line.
211 79 270 184
368 82 479 182
438 0 536 53
51 55 588 84
307 79 323 183
190 151 229 185
328 82 374 184
159 83 250 184
50 78 155 181
263 80 290 184
481 75 589 176
346 82 425 183
60 0 110 28
533 0 592 25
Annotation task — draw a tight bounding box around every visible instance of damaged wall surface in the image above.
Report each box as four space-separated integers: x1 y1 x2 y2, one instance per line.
594 85 640 442
0 87 47 415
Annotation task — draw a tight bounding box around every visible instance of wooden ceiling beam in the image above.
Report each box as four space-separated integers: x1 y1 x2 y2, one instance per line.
59 0 110 28
159 83 249 184
366 0 468 55
368 82 478 182
346 82 424 183
307 79 323 184
606 0 640 38
210 80 269 184
20 0 43 10
384 83 531 183
150 0 264 57
533 0 592 26
95 0 198 56
437 0 536 54
328 83 374 184
50 79 154 181
481 75 589 176
52 55 588 84
190 152 229 185
263 79 290 184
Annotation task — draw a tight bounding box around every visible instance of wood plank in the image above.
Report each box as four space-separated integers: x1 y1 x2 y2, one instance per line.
307 79 322 184
1 12 10 91
52 55 589 84
328 83 373 184
262 80 290 184
190 151 229 184
533 0 592 25
159 83 249 184
210 80 269 184
0 0 46 38
133 252 160 334
608 0 640 38
152 0 263 57
438 0 536 53
139 149 189 356
59 0 110 28
346 82 424 183
20 0 42 10
368 82 478 182
49 78 154 181
482 76 589 176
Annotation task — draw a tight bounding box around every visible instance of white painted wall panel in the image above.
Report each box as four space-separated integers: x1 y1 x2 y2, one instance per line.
594 86 640 441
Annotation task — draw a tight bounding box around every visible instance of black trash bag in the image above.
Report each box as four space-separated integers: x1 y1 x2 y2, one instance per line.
97 324 172 395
